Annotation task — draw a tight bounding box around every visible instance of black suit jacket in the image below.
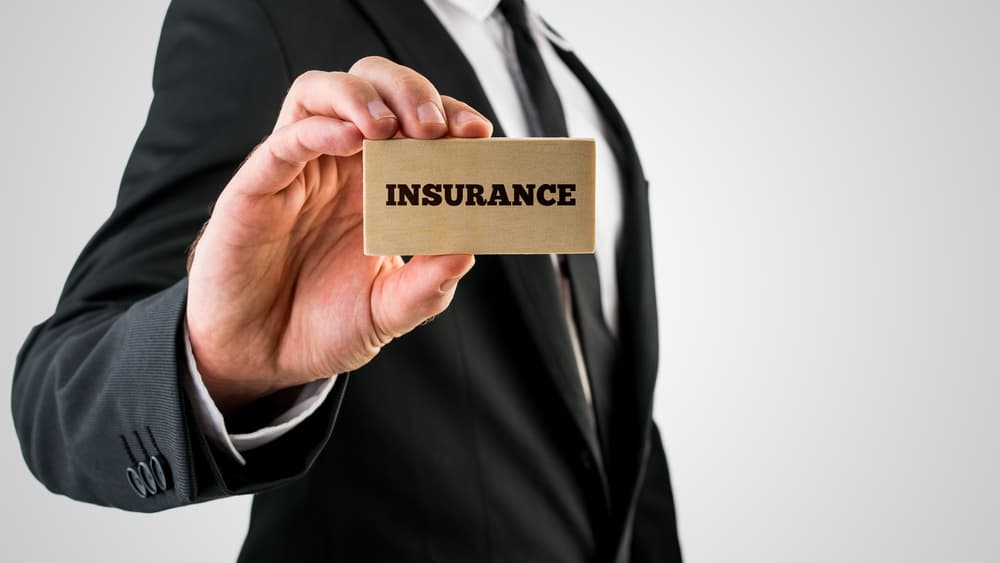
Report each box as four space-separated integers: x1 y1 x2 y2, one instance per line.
12 0 681 561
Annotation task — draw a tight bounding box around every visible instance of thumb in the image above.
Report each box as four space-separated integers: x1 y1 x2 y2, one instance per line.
371 254 475 343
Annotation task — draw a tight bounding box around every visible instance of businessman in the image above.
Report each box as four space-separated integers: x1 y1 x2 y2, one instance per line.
13 0 682 561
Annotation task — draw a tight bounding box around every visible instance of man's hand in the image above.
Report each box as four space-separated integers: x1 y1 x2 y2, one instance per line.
186 57 491 415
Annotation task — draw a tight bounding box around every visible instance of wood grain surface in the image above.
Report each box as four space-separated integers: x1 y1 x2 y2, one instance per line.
363 138 596 255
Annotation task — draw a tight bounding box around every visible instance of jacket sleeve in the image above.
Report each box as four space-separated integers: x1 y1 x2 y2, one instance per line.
629 422 684 562
11 0 346 512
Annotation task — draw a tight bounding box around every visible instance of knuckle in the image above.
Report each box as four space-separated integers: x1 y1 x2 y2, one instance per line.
393 72 436 98
291 69 324 90
349 55 391 74
329 72 369 96
326 70 349 83
369 321 393 349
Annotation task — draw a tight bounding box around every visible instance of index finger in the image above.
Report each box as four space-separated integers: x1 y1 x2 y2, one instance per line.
349 56 451 140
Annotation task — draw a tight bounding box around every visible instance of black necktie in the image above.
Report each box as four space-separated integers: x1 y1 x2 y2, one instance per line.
498 0 618 462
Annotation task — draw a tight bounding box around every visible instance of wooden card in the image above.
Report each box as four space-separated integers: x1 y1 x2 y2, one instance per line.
363 138 596 255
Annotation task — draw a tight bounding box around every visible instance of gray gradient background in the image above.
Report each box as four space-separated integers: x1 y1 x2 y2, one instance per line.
2 1 997 561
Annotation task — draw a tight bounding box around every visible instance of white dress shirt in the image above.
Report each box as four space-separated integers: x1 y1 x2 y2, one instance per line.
183 0 625 465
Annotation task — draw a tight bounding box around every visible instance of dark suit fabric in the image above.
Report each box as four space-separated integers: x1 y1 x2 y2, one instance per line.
12 0 682 561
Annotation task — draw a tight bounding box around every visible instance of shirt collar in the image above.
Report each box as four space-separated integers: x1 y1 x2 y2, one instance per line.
432 0 573 51
438 0 501 22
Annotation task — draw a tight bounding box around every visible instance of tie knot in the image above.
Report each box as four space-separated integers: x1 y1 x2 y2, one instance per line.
498 0 531 35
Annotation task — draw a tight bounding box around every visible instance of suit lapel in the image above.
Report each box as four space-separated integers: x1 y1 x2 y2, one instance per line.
350 0 605 470
552 42 658 428
548 40 662 534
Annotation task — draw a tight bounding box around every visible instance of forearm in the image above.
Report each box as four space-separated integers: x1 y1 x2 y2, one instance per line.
13 278 349 510
13 280 195 511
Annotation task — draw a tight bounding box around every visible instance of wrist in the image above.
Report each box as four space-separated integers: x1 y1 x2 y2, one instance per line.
185 319 277 417
199 372 275 418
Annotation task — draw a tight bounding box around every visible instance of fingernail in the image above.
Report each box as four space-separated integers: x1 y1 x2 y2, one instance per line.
368 100 395 120
417 102 446 125
439 276 460 293
455 110 485 126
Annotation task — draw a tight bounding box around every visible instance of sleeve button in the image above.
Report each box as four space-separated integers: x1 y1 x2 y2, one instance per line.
150 455 170 491
126 467 149 498
137 461 158 494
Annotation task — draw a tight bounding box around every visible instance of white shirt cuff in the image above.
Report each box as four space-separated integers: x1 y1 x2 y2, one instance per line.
181 323 337 466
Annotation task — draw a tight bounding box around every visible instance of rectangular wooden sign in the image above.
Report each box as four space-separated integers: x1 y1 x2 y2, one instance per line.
363 138 596 255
